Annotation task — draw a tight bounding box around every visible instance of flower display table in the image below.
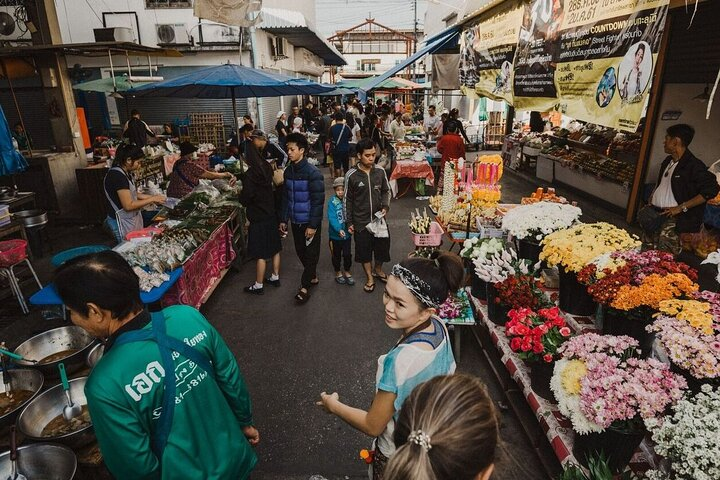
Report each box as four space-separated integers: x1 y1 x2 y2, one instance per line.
389 160 435 198
466 287 657 475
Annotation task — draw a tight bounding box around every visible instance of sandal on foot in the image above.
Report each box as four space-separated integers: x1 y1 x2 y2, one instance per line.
295 289 311 304
363 282 376 293
335 276 346 284
372 272 389 283
310 278 320 286
345 276 356 286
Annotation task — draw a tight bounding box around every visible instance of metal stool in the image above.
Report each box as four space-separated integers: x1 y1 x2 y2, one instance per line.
0 257 42 314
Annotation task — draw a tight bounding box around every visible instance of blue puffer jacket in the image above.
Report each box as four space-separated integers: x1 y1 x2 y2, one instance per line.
281 158 325 228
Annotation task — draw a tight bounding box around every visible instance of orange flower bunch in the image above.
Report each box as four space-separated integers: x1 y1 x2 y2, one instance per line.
611 273 698 311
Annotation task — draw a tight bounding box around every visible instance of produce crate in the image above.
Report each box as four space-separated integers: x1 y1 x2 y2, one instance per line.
412 221 444 247
190 113 224 125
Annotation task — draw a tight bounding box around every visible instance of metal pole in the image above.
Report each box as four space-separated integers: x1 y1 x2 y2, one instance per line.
231 87 239 146
249 26 264 130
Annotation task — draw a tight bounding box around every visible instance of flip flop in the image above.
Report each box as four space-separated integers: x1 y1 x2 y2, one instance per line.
335 276 346 284
363 282 376 293
372 272 389 283
310 278 320 286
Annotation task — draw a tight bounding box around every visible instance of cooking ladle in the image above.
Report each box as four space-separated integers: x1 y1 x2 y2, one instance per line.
0 348 37 364
7 426 26 480
58 363 81 421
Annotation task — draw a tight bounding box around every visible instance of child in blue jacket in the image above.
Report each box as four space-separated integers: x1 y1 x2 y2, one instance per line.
327 177 354 285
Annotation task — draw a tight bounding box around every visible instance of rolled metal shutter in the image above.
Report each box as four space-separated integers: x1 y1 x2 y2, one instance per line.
0 89 53 149
261 96 280 135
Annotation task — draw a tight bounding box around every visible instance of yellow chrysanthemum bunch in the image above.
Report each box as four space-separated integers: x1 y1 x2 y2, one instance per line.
540 223 641 273
656 299 714 334
560 359 587 395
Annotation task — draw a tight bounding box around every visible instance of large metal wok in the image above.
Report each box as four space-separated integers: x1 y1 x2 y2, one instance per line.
13 326 95 378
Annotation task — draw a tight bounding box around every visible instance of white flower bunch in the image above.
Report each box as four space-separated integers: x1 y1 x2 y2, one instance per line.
459 237 504 260
472 246 530 283
645 385 720 480
701 250 720 284
501 202 582 241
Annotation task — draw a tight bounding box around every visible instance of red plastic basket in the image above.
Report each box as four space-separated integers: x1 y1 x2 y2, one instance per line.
412 221 444 247
0 239 28 268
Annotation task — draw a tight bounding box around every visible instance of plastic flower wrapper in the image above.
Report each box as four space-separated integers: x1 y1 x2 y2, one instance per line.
645 385 720 480
501 201 582 241
539 223 641 273
472 245 533 284
701 249 720 284
459 237 504 260
550 333 686 434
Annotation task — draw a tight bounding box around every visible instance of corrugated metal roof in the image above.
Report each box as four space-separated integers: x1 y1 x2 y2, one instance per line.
259 8 346 66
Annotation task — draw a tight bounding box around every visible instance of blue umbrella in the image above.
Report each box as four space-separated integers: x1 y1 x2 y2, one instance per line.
0 104 27 176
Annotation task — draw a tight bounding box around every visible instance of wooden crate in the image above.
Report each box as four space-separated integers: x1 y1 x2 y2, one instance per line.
189 112 224 126
189 125 226 150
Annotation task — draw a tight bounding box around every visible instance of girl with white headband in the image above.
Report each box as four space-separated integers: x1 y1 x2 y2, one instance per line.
317 251 462 479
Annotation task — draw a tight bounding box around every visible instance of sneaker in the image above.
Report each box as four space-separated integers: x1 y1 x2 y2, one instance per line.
345 275 355 286
243 284 264 295
265 278 281 287
335 275 346 284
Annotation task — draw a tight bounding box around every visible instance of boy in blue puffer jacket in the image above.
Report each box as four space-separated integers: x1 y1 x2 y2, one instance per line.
327 177 354 286
280 133 326 304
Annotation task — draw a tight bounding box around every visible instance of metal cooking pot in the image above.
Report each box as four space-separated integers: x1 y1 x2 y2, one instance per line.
86 343 104 369
14 326 95 378
12 209 48 228
0 443 76 480
0 369 44 428
17 377 95 449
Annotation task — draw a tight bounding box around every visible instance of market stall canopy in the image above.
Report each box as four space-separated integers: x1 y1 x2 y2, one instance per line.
0 42 182 59
73 76 156 93
259 8 346 66
126 63 334 98
359 26 460 93
317 85 358 96
338 76 428 91
0 104 27 176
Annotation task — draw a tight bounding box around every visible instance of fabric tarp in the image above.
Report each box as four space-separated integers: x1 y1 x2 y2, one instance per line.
431 54 461 91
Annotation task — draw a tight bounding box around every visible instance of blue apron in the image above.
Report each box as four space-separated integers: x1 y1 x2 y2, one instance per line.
112 312 215 458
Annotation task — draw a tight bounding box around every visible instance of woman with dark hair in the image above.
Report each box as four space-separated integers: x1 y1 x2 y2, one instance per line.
167 142 236 199
54 251 259 479
385 374 499 480
317 251 462 479
443 108 470 144
239 141 282 295
103 143 166 243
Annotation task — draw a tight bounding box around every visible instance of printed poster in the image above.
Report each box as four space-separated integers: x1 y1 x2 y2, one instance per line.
470 5 524 103
512 0 669 132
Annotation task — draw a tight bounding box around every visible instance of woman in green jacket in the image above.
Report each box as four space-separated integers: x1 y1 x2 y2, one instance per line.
54 251 259 479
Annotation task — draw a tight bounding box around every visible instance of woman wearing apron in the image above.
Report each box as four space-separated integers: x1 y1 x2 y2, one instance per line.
316 252 462 479
53 251 259 479
103 144 166 244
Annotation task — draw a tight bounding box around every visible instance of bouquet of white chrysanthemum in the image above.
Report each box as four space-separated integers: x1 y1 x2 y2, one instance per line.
459 237 504 260
501 202 582 241
646 385 720 480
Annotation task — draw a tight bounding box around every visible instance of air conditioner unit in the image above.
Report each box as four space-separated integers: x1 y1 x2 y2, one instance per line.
0 7 29 40
94 27 135 43
201 23 240 44
156 23 190 45
270 37 287 60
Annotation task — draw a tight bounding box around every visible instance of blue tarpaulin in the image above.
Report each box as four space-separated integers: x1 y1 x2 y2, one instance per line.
0 104 27 176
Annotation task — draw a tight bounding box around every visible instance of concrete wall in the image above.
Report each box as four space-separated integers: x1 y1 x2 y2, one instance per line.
645 83 720 182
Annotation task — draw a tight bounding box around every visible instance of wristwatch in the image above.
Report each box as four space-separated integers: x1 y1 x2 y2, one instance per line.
681 205 688 213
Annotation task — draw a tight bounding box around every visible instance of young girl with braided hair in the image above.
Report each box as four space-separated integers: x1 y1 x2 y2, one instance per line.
317 251 463 479
385 374 499 480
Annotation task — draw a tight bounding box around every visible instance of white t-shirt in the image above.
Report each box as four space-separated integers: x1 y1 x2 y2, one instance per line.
349 123 361 144
652 160 679 208
423 115 441 133
390 119 405 140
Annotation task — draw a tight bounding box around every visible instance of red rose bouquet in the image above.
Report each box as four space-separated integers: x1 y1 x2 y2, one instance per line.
506 306 573 363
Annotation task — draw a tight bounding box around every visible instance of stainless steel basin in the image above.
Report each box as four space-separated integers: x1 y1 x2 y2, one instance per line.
14 326 96 378
86 343 104 369
12 209 48 228
0 368 44 428
0 443 76 480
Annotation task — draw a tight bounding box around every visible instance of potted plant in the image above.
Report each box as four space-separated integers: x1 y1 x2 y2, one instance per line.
647 293 720 393
505 306 572 401
540 223 641 316
501 202 582 264
645 385 720 480
473 247 534 324
551 333 686 473
578 250 698 355
459 237 505 300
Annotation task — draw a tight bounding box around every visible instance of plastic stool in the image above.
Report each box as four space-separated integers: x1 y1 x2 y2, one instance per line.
51 245 110 267
0 258 42 315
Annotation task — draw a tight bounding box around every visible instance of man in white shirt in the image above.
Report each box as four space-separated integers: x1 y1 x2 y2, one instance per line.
423 105 441 138
389 112 405 141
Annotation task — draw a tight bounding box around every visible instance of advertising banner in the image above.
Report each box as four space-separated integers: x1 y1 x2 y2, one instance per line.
512 0 669 131
469 5 524 103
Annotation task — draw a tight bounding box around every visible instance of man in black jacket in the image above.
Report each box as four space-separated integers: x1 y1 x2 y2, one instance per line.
122 109 155 147
641 124 719 254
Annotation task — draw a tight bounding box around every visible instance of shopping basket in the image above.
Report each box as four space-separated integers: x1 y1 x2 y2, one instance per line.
0 239 28 268
412 222 444 247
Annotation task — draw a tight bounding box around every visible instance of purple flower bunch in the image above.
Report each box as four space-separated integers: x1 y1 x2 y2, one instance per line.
559 333 639 360
579 354 687 429
694 290 720 324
